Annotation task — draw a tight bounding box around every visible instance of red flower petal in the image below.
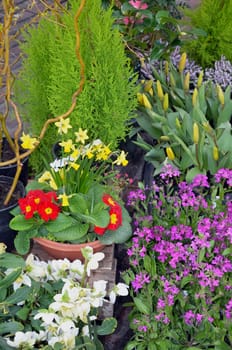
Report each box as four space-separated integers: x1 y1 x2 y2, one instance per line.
94 226 106 235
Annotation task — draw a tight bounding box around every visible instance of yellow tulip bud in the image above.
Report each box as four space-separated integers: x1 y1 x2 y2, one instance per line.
160 136 170 141
165 61 169 76
166 147 175 160
140 57 145 68
213 146 219 161
184 72 190 92
176 118 181 129
193 122 199 144
142 94 152 109
192 88 198 106
178 52 187 73
156 80 164 101
170 73 176 88
216 85 225 106
197 71 204 88
137 92 143 104
203 122 212 134
148 88 154 96
163 93 169 112
144 80 153 92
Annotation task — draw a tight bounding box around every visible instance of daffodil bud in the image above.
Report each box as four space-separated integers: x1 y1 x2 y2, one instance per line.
213 146 219 161
192 88 198 106
197 71 204 88
170 73 176 88
137 92 143 104
178 52 187 73
142 94 152 109
166 147 175 160
160 136 170 141
156 80 164 101
163 93 169 112
193 122 199 144
216 85 225 106
140 57 145 68
184 72 190 92
176 118 181 129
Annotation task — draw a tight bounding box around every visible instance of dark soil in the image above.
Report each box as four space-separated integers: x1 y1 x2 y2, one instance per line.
0 180 23 209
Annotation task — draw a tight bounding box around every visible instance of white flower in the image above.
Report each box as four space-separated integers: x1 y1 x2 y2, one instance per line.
6 331 38 348
50 157 71 171
34 309 60 324
86 252 105 276
109 283 129 303
69 259 85 280
5 269 31 291
25 254 48 281
47 258 71 280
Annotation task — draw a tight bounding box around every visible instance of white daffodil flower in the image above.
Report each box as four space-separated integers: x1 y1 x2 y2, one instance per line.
50 157 71 171
109 283 129 304
6 331 38 348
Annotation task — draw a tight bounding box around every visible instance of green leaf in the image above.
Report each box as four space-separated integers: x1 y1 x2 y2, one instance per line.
0 268 22 289
186 167 206 183
14 231 32 255
53 223 89 242
45 213 74 232
9 215 35 231
197 247 206 263
0 321 24 335
6 286 31 305
16 306 30 321
97 317 117 335
68 193 88 213
133 297 150 314
125 341 140 350
0 253 25 269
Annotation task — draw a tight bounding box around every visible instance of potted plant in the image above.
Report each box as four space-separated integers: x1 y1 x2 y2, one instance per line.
9 118 132 259
0 245 129 349
124 164 232 349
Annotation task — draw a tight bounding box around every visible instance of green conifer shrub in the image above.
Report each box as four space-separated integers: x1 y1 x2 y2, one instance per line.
181 0 232 68
15 0 138 172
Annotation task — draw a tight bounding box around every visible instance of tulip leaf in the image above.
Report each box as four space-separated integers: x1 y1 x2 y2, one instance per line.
97 317 117 335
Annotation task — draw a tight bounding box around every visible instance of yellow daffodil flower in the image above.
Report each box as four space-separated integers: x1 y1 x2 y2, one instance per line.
114 151 128 166
58 193 70 206
20 133 37 150
38 171 53 183
70 148 80 161
55 117 72 134
59 139 73 153
75 128 89 144
69 162 80 171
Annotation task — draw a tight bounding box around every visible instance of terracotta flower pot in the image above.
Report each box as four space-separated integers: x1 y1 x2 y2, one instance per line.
33 237 106 261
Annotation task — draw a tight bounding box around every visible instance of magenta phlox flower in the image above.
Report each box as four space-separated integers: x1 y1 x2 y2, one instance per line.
127 188 146 205
183 310 196 325
191 174 210 188
155 312 170 324
214 168 232 186
131 272 150 292
129 0 148 10
160 164 180 181
157 298 166 309
225 299 232 319
138 324 148 332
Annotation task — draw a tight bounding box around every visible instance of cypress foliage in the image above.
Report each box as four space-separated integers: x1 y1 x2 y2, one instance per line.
15 0 138 172
181 0 232 68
